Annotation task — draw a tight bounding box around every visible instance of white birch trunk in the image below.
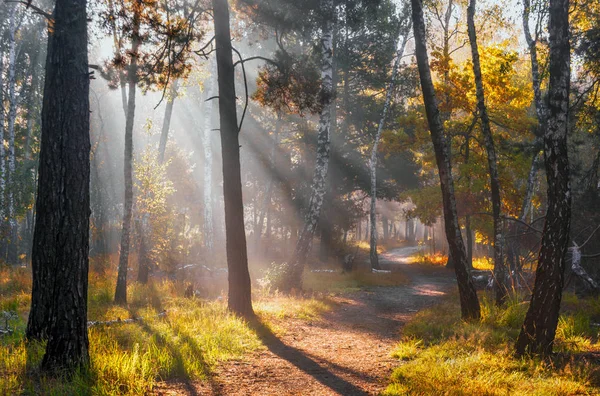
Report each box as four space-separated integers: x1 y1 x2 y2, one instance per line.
570 244 600 292
283 0 335 291
0 41 5 227
369 20 411 270
202 60 216 249
7 6 20 263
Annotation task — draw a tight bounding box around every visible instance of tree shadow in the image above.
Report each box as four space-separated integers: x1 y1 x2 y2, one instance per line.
130 310 222 396
249 318 369 396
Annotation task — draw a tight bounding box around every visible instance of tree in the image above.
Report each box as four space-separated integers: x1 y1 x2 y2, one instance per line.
466 0 506 305
282 0 335 291
107 0 203 304
114 1 141 304
213 0 254 318
411 0 481 320
369 8 411 270
158 80 180 163
26 0 91 371
515 0 571 356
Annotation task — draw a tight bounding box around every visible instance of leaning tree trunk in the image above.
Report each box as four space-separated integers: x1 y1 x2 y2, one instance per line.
467 0 506 305
213 0 254 318
26 0 91 371
515 0 571 356
411 0 481 320
115 9 141 305
369 20 411 270
282 0 335 292
158 80 179 163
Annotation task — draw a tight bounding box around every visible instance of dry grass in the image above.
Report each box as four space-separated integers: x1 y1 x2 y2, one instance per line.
0 262 338 395
385 292 600 395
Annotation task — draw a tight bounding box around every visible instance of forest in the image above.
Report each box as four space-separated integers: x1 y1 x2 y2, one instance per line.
0 0 599 393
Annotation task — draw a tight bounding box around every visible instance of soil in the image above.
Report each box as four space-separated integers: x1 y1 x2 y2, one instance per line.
153 246 456 396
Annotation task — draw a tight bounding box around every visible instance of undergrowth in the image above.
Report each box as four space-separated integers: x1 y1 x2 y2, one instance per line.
385 293 600 395
0 263 335 395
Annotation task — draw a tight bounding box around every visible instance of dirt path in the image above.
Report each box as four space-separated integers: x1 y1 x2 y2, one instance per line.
155 246 456 396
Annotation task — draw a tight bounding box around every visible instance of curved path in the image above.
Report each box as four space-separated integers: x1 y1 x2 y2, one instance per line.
155 246 456 396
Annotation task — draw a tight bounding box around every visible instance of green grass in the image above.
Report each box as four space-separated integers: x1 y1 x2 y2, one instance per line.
0 264 335 395
385 293 600 395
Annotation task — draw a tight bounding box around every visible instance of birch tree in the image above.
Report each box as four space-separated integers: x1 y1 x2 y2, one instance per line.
369 11 411 270
515 0 571 356
282 0 335 292
6 5 22 264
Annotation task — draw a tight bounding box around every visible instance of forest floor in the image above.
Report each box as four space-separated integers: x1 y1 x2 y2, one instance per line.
153 245 457 396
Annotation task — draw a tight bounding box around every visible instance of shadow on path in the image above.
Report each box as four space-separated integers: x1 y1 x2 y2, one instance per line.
249 319 369 396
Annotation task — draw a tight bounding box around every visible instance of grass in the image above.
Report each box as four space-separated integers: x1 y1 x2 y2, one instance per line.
410 253 496 271
385 292 600 395
0 263 337 395
303 269 409 293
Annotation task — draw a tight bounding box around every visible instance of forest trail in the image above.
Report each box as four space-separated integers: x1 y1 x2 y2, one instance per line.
154 246 456 396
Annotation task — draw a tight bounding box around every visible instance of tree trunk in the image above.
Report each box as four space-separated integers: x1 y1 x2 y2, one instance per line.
411 0 481 320
515 0 571 356
283 0 334 291
466 216 473 267
369 21 411 270
213 0 254 318
467 0 506 304
319 199 332 263
137 218 150 284
6 6 20 264
158 80 179 163
254 115 281 249
203 60 216 250
115 7 141 305
0 38 6 255
26 0 90 371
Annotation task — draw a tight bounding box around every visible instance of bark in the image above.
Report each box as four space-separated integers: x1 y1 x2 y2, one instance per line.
213 0 254 318
569 244 600 292
115 6 141 305
283 0 335 291
369 24 411 270
467 0 506 305
466 215 473 266
0 40 6 244
158 80 179 163
515 0 571 356
26 0 90 371
411 0 481 320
